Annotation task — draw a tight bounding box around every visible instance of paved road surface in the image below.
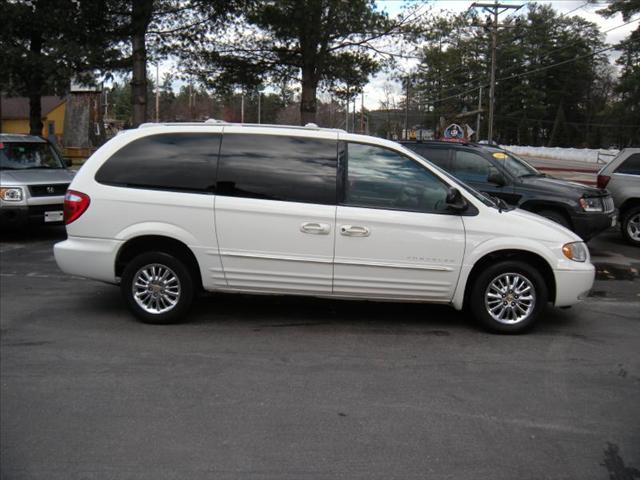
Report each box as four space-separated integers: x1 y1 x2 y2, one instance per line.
1 227 639 480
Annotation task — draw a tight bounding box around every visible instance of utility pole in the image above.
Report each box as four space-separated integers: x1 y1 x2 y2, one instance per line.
155 63 160 123
404 77 410 140
188 82 193 120
476 85 482 140
240 93 244 123
352 96 356 133
257 92 261 124
471 1 522 143
345 84 349 132
360 91 365 134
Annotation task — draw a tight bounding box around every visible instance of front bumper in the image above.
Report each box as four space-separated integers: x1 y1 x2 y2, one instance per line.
570 211 616 241
554 266 596 307
0 203 65 228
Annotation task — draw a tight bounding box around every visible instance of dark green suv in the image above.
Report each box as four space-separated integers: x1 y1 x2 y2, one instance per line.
402 141 615 241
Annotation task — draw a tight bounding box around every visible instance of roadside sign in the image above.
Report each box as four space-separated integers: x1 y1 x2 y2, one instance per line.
444 123 464 140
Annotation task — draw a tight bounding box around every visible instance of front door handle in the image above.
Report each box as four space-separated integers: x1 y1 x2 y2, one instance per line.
300 222 331 235
340 225 370 237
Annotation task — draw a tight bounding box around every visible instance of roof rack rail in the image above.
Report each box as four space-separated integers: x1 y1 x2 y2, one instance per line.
137 120 347 133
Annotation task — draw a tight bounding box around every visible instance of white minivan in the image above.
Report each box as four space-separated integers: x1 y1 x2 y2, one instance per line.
54 122 595 333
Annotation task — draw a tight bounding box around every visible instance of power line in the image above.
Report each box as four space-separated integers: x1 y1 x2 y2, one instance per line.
470 2 524 142
415 16 639 102
560 1 589 18
420 42 619 106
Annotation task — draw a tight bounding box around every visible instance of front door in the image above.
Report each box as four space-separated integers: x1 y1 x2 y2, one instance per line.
333 142 465 301
214 130 338 294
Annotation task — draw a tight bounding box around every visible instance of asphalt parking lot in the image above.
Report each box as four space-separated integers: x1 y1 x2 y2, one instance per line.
1 226 639 480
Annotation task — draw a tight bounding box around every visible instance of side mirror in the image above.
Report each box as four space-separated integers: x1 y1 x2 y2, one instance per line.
445 187 468 213
487 170 506 186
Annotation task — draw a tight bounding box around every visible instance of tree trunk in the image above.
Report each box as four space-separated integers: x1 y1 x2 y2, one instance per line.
28 28 44 136
131 0 153 127
300 67 318 125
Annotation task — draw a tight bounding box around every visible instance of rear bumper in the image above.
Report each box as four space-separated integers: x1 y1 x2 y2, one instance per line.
0 203 65 228
554 266 595 307
54 237 122 284
570 211 616 241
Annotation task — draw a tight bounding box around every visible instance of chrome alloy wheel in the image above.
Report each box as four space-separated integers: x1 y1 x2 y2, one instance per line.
132 264 181 314
484 273 536 325
627 213 640 242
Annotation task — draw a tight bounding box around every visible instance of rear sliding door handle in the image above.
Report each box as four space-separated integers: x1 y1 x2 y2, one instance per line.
340 225 370 237
300 222 331 235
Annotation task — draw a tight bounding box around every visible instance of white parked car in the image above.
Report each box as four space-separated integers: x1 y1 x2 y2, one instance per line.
54 122 595 333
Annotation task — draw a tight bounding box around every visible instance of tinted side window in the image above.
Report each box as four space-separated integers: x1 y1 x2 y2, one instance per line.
217 134 337 204
408 146 450 168
615 153 640 175
96 133 220 193
344 143 449 213
451 151 495 183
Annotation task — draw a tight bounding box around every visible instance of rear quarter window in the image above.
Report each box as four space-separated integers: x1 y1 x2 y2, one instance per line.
615 153 640 175
95 133 220 193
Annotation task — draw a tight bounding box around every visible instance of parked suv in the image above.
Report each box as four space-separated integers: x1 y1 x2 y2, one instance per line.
0 134 75 228
54 123 595 333
401 141 615 241
597 148 640 245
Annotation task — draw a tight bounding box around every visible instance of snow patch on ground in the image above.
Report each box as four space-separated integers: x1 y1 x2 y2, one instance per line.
501 145 619 164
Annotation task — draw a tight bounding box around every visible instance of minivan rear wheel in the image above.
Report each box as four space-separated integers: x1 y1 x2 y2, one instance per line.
121 252 194 324
469 260 548 334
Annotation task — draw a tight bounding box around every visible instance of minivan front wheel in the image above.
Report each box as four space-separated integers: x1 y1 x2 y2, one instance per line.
121 252 194 324
469 260 548 333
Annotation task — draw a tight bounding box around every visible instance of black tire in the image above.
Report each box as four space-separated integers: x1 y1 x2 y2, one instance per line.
537 209 571 230
469 260 548 334
620 206 640 247
121 251 194 324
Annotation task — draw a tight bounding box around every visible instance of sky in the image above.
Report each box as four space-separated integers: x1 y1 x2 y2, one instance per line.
149 1 638 111
360 0 639 109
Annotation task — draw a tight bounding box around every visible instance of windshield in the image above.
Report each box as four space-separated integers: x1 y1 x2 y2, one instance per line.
0 141 65 170
487 148 540 177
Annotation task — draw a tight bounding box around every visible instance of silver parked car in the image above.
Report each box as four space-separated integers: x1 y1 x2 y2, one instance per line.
0 134 75 228
597 148 640 246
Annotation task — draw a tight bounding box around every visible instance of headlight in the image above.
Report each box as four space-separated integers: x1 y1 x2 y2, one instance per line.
562 242 588 262
579 196 603 212
0 187 24 201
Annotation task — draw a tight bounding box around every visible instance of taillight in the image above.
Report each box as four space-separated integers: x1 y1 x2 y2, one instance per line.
64 190 90 224
597 174 610 189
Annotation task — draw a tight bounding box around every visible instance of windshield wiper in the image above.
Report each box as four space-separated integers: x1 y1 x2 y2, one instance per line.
489 195 513 212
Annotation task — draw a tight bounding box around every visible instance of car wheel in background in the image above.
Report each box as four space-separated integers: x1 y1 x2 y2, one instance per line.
621 206 640 246
121 251 194 324
469 260 548 334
